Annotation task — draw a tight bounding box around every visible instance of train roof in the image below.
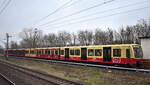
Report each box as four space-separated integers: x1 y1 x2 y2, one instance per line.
6 44 140 50
60 44 139 48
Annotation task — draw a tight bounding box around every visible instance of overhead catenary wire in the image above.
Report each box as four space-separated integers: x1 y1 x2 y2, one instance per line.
44 6 150 29
38 0 115 26
32 0 79 25
42 0 150 27
64 0 82 9
0 0 11 15
0 0 7 10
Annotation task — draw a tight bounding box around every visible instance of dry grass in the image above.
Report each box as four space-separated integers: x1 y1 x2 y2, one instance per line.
0 56 150 85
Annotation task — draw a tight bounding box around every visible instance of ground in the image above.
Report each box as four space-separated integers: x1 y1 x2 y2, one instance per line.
0 56 150 85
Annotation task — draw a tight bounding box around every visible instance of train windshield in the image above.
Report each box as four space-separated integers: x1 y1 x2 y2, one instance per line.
133 47 143 58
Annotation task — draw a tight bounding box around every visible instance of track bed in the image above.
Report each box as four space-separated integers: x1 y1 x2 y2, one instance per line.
0 60 85 85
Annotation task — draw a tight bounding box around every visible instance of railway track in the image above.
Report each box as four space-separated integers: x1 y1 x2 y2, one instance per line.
8 56 150 73
0 60 86 85
0 73 15 85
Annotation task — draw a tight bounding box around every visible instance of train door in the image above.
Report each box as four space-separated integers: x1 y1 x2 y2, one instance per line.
81 48 87 60
58 48 61 59
103 47 112 62
65 48 69 59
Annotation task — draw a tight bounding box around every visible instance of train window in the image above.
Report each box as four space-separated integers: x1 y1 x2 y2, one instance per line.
134 47 143 58
19 50 22 54
45 50 48 54
75 49 80 56
40 50 43 54
31 50 34 54
15 50 17 54
35 50 37 54
55 50 58 55
42 50 45 54
39 50 42 55
44 50 46 54
95 49 102 56
25 51 29 54
43 50 45 54
41 50 43 54
20 50 22 54
113 49 121 57
45 50 47 54
40 50 42 54
88 49 94 56
51 50 54 55
34 50 37 54
37 50 40 54
48 50 51 55
70 50 74 55
14 50 16 54
126 49 130 58
38 50 40 54
8 50 10 54
60 50 64 55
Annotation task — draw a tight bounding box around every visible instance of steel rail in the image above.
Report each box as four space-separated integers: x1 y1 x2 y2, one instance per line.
35 58 150 73
10 56 150 73
1 55 150 73
0 59 85 85
0 73 16 85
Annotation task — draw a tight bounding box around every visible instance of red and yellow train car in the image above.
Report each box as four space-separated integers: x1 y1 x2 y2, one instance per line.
59 44 143 66
1 44 144 66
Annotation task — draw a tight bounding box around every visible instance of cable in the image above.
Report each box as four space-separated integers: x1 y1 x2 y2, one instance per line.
33 0 74 25
39 0 115 26
38 0 115 26
32 0 83 26
43 0 150 27
45 6 150 29
0 0 11 15
0 0 7 10
64 0 82 8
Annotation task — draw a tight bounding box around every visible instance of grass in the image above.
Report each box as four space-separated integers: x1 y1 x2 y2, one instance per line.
0 56 150 85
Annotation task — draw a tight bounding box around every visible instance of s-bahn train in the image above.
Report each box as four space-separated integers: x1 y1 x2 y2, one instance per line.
0 44 144 66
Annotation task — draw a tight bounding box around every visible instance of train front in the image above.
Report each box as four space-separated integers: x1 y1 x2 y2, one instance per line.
131 44 143 67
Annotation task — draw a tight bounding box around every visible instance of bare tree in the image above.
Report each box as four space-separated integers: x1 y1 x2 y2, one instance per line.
78 30 93 45
93 29 107 45
43 33 58 47
70 32 78 46
17 18 150 47
57 31 72 46
10 41 19 49
19 28 43 48
106 28 114 44
135 19 150 37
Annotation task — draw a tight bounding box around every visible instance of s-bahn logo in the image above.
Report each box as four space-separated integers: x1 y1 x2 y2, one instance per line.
113 58 121 63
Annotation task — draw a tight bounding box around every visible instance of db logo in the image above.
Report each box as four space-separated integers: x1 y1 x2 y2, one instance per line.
113 58 121 63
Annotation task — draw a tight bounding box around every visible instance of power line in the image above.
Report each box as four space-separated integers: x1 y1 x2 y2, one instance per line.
45 6 150 29
0 0 7 10
33 0 83 26
43 0 150 27
64 0 82 8
0 0 11 15
32 0 74 25
38 0 115 26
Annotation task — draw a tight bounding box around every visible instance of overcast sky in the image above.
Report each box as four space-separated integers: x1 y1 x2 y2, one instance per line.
0 0 150 46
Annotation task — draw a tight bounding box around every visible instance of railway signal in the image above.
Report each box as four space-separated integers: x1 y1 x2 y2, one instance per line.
5 33 12 60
